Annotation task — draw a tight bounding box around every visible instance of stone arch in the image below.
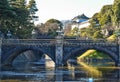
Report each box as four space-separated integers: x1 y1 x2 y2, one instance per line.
2 46 55 65
63 46 118 65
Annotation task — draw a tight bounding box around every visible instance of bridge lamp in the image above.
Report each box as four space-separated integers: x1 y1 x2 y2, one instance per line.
31 29 38 39
7 30 12 39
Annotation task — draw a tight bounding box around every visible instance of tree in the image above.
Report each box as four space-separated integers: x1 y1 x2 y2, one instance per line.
80 28 88 37
90 13 99 27
36 19 63 37
71 27 79 36
64 24 72 36
0 0 16 17
0 0 39 38
0 0 17 35
93 30 103 39
9 0 26 8
27 0 38 23
112 0 120 26
99 5 112 27
45 19 63 37
80 27 102 39
7 0 34 38
45 19 63 29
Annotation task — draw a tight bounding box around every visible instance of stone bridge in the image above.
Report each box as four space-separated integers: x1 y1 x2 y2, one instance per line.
0 38 120 66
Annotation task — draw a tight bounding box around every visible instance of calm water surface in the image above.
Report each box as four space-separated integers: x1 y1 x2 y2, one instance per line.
1 61 120 82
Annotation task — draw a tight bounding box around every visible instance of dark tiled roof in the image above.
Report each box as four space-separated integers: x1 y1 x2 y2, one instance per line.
72 14 89 23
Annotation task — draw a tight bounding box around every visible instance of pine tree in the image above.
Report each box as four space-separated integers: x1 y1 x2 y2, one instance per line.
0 0 16 34
0 0 38 38
27 0 38 23
0 0 15 17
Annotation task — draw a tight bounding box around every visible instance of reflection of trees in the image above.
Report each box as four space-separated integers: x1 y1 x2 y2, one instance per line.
78 62 102 78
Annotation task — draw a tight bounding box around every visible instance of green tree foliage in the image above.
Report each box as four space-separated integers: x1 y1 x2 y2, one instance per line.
98 5 112 27
0 0 38 38
9 0 26 8
45 19 60 37
112 0 120 26
70 27 79 36
87 50 111 59
80 27 102 39
0 0 16 18
93 30 103 39
90 0 120 28
8 0 33 38
45 19 63 28
90 5 113 29
90 13 99 27
89 1 120 38
27 0 38 22
0 0 16 34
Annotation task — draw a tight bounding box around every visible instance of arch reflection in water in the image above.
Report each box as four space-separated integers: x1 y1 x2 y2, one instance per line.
1 64 120 81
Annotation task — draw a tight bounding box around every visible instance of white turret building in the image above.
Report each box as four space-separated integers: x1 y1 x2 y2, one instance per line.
71 14 90 30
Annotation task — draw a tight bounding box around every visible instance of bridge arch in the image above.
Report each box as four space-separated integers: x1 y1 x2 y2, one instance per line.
2 46 55 65
63 46 118 65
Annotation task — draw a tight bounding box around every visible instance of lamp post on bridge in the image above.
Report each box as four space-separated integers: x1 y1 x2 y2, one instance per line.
7 30 12 39
55 26 64 66
31 29 38 39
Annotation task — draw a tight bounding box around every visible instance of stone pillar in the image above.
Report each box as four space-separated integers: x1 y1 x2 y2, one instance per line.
56 42 63 66
55 28 64 66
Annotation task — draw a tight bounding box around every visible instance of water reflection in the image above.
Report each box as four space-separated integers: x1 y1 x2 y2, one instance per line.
1 61 120 82
78 62 102 78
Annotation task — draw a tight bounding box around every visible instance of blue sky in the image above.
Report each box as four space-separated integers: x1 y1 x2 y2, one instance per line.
35 0 114 23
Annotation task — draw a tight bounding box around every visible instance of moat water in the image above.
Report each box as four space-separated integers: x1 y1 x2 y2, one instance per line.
1 60 120 82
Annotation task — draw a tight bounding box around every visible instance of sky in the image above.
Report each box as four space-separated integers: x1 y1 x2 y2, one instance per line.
35 0 114 23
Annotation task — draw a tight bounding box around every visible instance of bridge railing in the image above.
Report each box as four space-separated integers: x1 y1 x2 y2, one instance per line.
64 39 117 46
2 39 56 45
1 39 118 46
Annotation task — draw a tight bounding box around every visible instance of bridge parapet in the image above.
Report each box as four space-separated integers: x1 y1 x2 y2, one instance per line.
2 39 56 46
64 39 117 46
2 39 117 46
